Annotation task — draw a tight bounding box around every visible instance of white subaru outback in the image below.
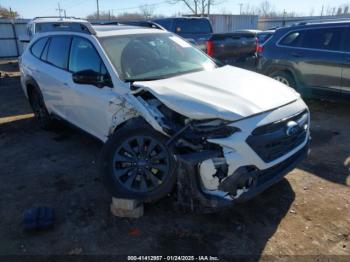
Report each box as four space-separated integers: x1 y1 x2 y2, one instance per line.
20 21 310 207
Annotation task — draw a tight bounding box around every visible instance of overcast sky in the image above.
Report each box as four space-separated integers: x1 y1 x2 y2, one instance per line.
0 0 346 18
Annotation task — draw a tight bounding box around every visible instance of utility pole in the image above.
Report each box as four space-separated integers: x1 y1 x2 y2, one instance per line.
207 0 210 16
320 5 324 17
56 2 63 17
64 9 67 18
96 0 100 20
239 3 243 15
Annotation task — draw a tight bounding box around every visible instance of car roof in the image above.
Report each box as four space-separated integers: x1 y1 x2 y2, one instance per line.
30 17 88 24
32 24 167 38
273 20 350 36
153 17 209 21
257 30 275 34
282 19 350 31
93 25 167 37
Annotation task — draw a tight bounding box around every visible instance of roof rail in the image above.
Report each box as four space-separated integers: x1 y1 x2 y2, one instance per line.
94 20 166 30
294 17 350 26
92 21 120 25
33 16 82 20
35 20 96 35
119 21 166 30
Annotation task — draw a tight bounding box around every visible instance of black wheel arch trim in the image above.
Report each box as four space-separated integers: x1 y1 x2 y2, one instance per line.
265 64 303 88
24 75 41 96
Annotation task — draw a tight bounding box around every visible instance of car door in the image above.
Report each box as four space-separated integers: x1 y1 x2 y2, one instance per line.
63 36 117 140
341 27 350 96
37 35 72 119
293 27 344 94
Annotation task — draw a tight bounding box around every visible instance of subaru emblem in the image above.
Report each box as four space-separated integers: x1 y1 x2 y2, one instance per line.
286 121 300 136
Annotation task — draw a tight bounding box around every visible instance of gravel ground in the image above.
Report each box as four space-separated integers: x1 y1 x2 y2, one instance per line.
0 60 349 259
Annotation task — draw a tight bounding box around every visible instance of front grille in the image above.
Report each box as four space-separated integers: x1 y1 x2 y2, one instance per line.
257 145 308 185
247 110 308 163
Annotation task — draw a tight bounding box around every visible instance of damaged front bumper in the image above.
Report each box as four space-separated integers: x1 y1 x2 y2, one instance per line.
175 142 309 212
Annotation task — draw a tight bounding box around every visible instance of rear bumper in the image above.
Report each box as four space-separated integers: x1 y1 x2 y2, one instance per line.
175 141 309 212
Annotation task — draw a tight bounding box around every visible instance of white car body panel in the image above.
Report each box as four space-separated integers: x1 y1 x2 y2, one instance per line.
135 65 300 121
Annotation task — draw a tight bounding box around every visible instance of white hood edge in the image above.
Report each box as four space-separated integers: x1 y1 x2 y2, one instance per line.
135 66 300 121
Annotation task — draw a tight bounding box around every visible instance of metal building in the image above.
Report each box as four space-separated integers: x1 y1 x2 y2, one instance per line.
0 19 29 58
208 15 259 33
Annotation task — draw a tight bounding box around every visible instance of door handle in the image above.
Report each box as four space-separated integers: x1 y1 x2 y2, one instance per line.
63 83 69 87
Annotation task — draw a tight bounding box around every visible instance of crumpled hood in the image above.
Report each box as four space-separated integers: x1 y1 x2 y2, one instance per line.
135 65 300 121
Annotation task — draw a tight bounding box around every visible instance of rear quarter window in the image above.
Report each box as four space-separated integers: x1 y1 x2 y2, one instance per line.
30 37 48 58
257 33 273 44
279 31 302 47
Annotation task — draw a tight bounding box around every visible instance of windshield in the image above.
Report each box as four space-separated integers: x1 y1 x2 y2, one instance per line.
99 33 216 82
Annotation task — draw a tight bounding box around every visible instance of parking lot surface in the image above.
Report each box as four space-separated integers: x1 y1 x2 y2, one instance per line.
0 60 349 257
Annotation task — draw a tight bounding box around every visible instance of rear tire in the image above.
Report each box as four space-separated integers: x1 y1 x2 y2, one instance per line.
28 86 53 130
98 118 177 203
269 71 297 90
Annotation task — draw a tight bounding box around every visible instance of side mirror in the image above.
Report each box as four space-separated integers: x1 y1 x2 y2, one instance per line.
72 70 113 88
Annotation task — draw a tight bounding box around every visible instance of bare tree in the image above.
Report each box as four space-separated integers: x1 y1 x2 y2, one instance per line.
139 4 155 20
86 11 117 20
309 7 315 16
324 3 350 16
241 1 299 17
241 3 258 15
168 0 222 16
168 0 199 15
258 0 274 17
0 5 19 18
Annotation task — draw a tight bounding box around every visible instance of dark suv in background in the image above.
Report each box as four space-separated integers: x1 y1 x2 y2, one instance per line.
257 20 350 100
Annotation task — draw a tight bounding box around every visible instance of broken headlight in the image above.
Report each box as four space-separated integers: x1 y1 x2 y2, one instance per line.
190 119 240 139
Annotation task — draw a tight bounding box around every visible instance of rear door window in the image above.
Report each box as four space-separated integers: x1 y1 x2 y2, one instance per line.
300 27 344 51
46 36 71 69
30 37 48 58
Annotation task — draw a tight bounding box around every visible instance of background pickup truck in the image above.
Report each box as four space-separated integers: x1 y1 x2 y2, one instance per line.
125 17 258 65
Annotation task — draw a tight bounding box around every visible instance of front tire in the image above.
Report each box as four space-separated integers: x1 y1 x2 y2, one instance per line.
98 119 176 202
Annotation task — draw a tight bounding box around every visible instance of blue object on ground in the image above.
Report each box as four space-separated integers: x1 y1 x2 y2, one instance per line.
23 207 54 230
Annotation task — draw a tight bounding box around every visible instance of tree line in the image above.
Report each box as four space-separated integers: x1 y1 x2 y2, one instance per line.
1 1 350 20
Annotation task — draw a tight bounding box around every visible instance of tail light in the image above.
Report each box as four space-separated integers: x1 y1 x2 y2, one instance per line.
256 37 263 54
206 40 214 56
